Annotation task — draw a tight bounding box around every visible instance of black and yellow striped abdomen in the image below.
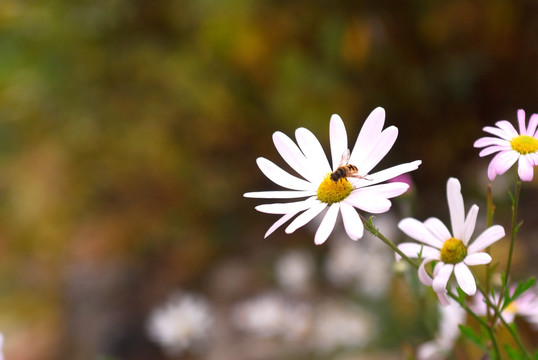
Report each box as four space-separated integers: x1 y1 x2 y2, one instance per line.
330 164 358 182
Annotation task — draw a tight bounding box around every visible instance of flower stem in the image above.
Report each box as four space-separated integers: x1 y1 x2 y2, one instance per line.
360 215 419 269
477 283 531 358
446 289 500 359
494 179 522 325
485 184 494 324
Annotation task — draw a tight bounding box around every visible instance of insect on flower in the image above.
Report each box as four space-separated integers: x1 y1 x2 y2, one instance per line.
330 149 370 183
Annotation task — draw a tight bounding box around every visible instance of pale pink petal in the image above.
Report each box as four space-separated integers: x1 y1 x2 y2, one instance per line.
474 136 510 148
479 145 510 157
356 160 422 187
482 125 513 141
314 204 339 245
399 218 444 248
340 202 364 240
273 131 317 183
527 114 538 136
433 262 443 277
396 243 440 261
462 205 479 245
433 264 454 293
255 196 317 214
436 290 451 307
264 212 296 238
464 252 492 266
517 109 527 135
495 120 519 138
285 201 327 234
423 218 451 244
244 190 316 199
517 155 535 182
352 182 409 198
349 107 385 166
360 126 398 174
256 157 315 191
447 178 465 240
295 127 332 177
344 195 391 213
329 114 348 170
468 225 505 253
487 150 519 181
454 263 476 295
418 257 438 286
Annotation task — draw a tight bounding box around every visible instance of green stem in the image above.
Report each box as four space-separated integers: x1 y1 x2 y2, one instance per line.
477 283 531 358
494 179 522 324
485 184 494 324
360 215 419 269
446 290 500 359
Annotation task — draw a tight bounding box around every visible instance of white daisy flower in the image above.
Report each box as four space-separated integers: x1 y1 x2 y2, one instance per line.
474 109 538 181
244 107 422 245
397 178 505 305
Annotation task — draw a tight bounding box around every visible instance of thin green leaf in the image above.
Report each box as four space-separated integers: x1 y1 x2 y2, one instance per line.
505 344 525 360
459 325 487 351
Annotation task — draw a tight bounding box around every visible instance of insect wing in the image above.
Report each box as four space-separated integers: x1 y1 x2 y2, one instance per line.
338 149 351 167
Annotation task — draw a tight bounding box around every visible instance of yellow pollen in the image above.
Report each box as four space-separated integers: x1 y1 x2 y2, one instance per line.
510 135 538 155
317 174 353 204
440 238 467 264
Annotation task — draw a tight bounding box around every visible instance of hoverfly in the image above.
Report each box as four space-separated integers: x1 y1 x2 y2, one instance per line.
330 149 370 182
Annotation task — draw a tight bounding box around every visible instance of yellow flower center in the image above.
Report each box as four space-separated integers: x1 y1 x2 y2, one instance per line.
440 238 467 264
510 135 538 155
317 174 353 204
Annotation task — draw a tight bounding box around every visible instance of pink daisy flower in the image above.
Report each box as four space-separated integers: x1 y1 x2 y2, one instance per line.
474 109 538 181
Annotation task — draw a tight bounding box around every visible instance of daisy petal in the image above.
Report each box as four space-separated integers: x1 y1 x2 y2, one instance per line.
454 263 476 295
517 109 527 135
423 217 451 244
330 114 348 170
255 197 317 214
436 291 451 307
285 201 327 234
360 126 399 174
482 125 513 141
340 202 364 240
527 114 538 136
518 155 535 182
396 243 440 260
352 182 409 198
418 257 437 286
344 195 391 213
487 150 519 180
433 264 454 293
257 157 314 191
447 178 465 239
399 218 444 248
359 160 422 187
295 127 332 178
264 212 296 238
468 225 505 253
462 205 479 245
349 107 385 166
314 204 339 245
244 190 316 199
495 120 519 138
479 145 510 157
273 131 316 183
464 252 492 266
474 137 510 148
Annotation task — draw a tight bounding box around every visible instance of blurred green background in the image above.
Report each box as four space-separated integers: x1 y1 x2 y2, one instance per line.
0 0 537 359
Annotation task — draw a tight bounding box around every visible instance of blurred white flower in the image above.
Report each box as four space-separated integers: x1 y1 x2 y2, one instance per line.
231 292 312 342
324 214 396 298
309 300 376 352
0 333 4 360
416 298 466 360
275 249 315 294
147 291 213 356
